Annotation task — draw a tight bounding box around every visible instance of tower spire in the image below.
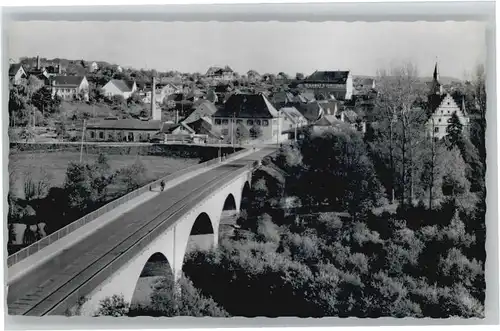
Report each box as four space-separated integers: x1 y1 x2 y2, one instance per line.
433 58 439 81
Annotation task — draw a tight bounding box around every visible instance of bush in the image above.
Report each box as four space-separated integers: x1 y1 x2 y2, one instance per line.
95 294 130 317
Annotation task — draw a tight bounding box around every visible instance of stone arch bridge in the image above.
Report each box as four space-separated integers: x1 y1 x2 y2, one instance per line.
7 148 272 316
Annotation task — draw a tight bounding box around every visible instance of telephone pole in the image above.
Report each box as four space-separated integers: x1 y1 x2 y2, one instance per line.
80 119 86 163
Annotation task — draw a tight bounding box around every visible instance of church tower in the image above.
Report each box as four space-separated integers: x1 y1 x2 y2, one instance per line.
429 62 442 96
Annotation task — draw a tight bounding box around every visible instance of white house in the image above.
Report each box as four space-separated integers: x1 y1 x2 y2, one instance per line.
9 64 27 85
50 75 89 101
427 93 469 139
102 79 138 100
90 61 99 72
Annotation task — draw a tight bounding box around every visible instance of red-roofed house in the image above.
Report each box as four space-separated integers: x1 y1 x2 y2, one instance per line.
50 75 89 101
102 79 138 100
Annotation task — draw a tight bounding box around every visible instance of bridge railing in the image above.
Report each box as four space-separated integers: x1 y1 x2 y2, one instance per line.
7 148 251 267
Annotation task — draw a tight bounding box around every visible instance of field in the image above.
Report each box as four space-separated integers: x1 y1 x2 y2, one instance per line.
9 150 200 198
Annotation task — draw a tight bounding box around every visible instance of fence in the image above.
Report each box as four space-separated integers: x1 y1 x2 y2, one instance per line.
7 148 252 267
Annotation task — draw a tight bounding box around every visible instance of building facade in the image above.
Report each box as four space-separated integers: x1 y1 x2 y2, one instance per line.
213 93 288 143
86 119 162 142
427 93 469 139
9 64 27 85
296 70 354 101
426 63 469 139
102 79 138 100
50 76 89 101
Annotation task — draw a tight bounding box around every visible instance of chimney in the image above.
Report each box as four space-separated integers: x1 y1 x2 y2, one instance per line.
58 64 61 74
36 56 40 70
175 110 179 124
151 77 161 121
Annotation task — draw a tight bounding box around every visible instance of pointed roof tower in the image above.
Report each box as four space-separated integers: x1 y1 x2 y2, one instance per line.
429 61 442 96
433 62 439 81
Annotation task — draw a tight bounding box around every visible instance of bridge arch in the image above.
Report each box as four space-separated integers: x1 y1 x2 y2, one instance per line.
185 212 216 254
130 252 173 311
240 181 252 213
222 193 237 212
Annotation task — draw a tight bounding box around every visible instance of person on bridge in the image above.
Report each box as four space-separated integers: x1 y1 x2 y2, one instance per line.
160 180 165 192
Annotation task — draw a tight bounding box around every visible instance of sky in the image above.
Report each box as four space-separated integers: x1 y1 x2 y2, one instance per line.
8 21 487 79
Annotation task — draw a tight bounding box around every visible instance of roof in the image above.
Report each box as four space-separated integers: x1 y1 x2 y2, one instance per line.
87 119 162 131
50 75 86 87
305 71 351 84
107 79 136 93
314 115 336 127
9 63 24 76
185 117 221 138
342 110 359 123
300 91 316 102
280 107 306 124
296 102 324 123
317 100 342 115
160 122 195 134
213 94 280 119
271 91 294 105
183 100 218 124
428 92 466 115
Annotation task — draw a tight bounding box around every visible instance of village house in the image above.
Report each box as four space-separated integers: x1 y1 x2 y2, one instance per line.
296 70 354 101
280 106 309 140
90 61 99 72
50 75 89 101
426 63 469 139
141 83 181 104
206 66 235 82
102 79 138 100
184 116 222 143
212 93 288 143
9 63 27 85
86 118 162 142
183 100 218 124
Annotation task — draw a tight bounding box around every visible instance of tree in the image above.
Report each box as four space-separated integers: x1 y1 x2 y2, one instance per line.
249 125 263 140
23 166 52 201
297 128 386 218
446 112 464 149
234 123 250 143
375 62 426 207
32 86 59 115
115 157 150 192
296 73 305 80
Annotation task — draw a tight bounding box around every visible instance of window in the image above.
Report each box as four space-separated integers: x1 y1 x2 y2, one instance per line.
215 119 221 125
247 120 254 126
108 132 113 140
99 131 104 139
90 131 95 139
222 129 229 135
128 132 134 141
290 124 293 128
237 119 243 124
255 119 261 126
262 120 269 126
438 118 441 122
434 127 439 133
222 119 229 125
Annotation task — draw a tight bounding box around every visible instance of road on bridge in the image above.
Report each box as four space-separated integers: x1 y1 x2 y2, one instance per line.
7 147 275 316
